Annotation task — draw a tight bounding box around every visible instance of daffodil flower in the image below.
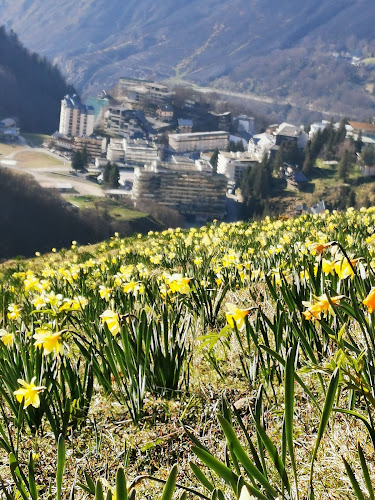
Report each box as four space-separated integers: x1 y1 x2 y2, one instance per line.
309 242 332 256
33 328 63 356
0 329 14 347
14 377 45 408
302 294 344 321
225 303 252 330
100 310 120 336
363 288 375 314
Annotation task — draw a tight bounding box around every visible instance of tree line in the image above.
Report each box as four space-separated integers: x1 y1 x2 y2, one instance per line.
240 119 370 217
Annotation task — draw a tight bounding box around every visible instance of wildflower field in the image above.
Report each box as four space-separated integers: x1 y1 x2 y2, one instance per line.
1 208 375 499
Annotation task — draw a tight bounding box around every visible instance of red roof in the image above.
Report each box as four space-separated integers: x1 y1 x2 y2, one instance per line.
348 121 375 132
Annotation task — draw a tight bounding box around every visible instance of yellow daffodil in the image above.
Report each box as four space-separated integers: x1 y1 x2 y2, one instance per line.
99 285 112 301
363 288 375 314
7 304 22 321
334 258 358 280
165 274 192 294
14 377 45 408
31 295 47 310
321 259 335 276
33 328 63 356
0 329 14 346
309 242 332 256
302 294 344 321
225 303 252 330
100 310 120 336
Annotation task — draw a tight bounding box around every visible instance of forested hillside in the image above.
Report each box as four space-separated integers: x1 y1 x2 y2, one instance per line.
1 0 375 119
0 27 73 132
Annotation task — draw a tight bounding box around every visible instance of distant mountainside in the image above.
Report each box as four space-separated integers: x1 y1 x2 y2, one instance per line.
2 0 375 120
0 27 73 133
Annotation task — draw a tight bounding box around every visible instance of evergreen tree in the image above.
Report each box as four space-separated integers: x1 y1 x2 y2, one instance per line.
227 140 245 152
210 149 219 172
362 147 375 165
347 189 356 207
71 151 84 171
109 164 120 188
355 131 363 154
103 162 111 183
81 148 89 168
336 119 347 144
338 149 351 182
302 150 314 176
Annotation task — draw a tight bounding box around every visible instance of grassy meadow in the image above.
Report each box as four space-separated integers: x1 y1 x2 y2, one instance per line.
1 209 375 498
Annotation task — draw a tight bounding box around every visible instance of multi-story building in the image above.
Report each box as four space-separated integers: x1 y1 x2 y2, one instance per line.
106 138 162 165
116 78 173 106
248 133 276 160
168 131 228 153
348 121 375 140
274 122 308 149
73 136 107 159
132 164 227 221
156 104 174 121
59 95 95 137
104 105 150 137
107 138 125 163
217 151 258 183
125 139 162 165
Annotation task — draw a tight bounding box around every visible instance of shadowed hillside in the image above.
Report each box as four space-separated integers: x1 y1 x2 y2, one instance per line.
0 26 73 132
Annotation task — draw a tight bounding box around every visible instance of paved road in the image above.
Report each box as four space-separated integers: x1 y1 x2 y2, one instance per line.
0 142 105 197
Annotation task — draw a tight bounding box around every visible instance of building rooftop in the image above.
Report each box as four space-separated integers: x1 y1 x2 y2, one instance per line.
348 121 375 133
274 122 298 137
178 119 193 127
169 131 228 139
219 151 257 162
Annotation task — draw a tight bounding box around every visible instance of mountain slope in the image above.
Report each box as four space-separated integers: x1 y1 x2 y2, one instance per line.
2 0 375 119
0 27 73 132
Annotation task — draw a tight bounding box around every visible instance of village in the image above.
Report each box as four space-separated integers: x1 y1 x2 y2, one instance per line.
2 77 375 223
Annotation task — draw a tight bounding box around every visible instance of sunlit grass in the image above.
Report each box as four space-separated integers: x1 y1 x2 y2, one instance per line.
12 150 65 167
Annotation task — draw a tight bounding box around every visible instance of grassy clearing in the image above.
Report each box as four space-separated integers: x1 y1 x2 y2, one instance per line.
363 57 375 66
273 158 375 212
67 195 147 220
0 141 20 156
12 150 65 167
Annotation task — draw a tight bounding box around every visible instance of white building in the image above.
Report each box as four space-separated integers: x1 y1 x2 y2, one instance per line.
169 131 229 153
248 133 276 160
125 139 161 165
217 151 258 183
59 95 95 137
107 138 125 163
106 137 161 165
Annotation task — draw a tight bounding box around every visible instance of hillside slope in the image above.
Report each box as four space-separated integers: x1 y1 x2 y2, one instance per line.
0 27 73 132
2 0 375 118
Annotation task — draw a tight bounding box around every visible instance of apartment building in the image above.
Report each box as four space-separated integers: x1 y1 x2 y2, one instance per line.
104 105 149 137
168 131 228 153
217 151 258 183
73 136 107 159
106 138 162 165
132 164 227 221
59 95 95 137
116 78 173 106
